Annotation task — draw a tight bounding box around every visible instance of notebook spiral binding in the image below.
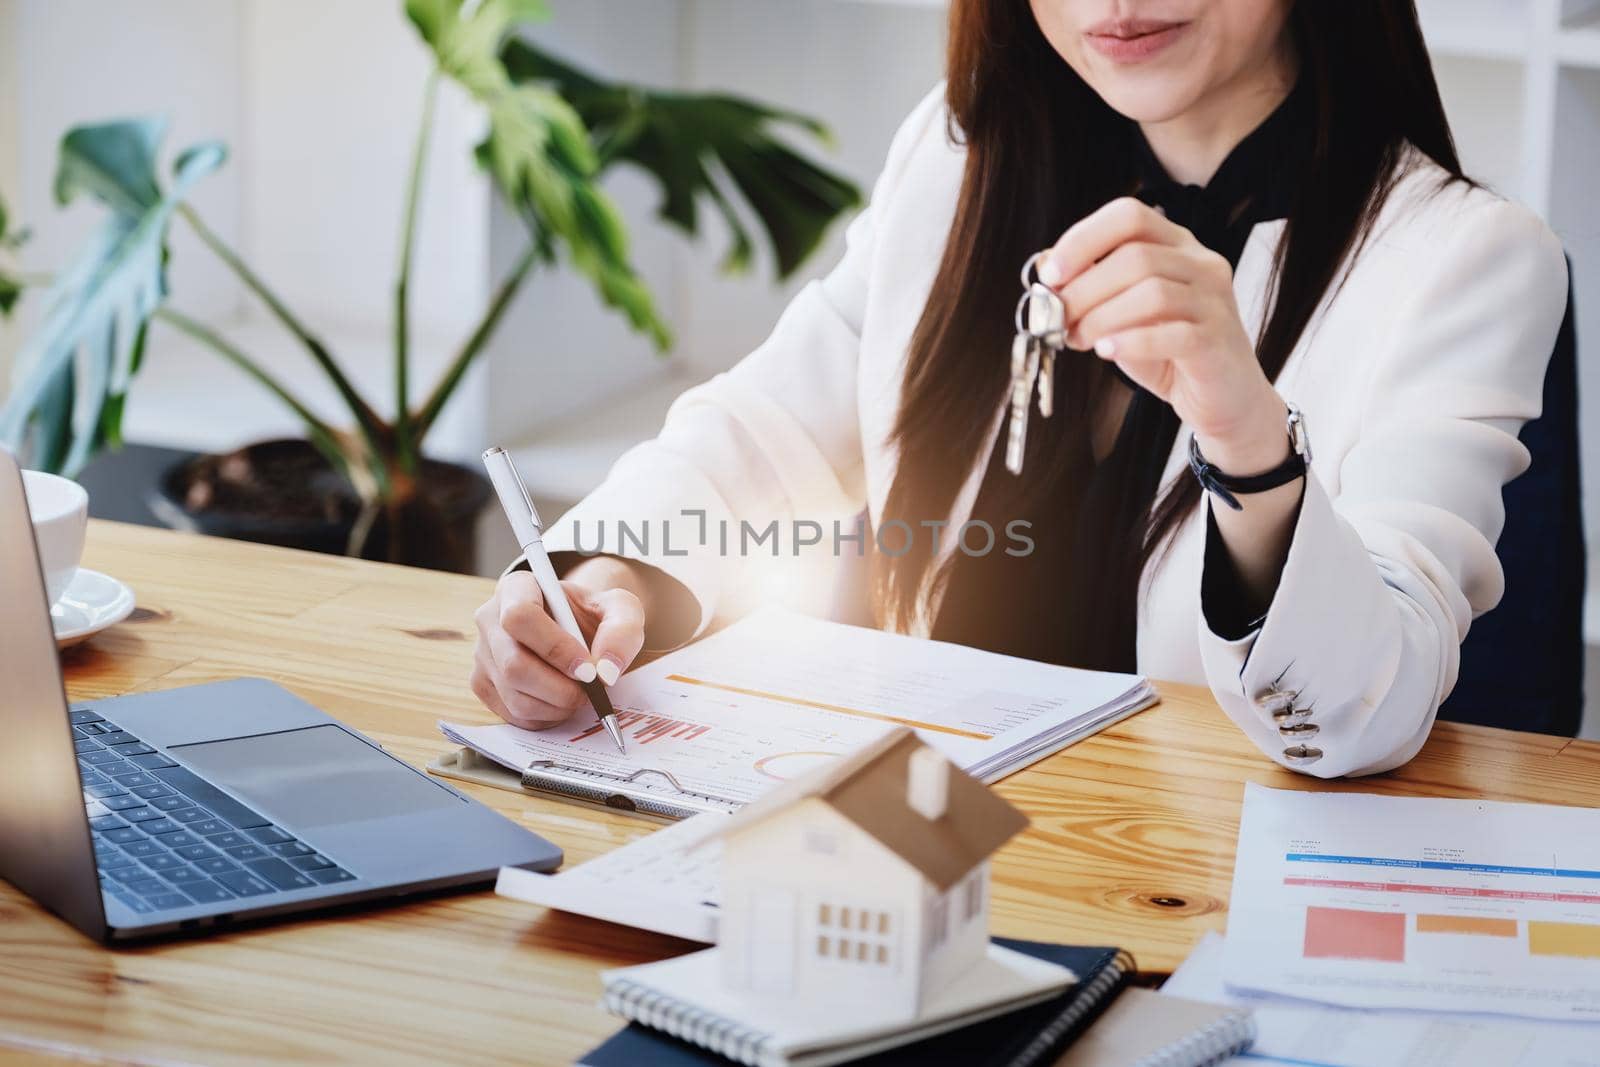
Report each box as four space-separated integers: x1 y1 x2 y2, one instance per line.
605 979 776 1066
1132 1006 1255 1067
1008 949 1136 1067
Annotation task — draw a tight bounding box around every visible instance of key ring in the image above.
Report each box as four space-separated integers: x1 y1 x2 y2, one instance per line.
1013 291 1035 335
1021 250 1050 289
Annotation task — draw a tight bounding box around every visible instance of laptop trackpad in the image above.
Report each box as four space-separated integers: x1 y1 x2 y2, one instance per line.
170 725 460 829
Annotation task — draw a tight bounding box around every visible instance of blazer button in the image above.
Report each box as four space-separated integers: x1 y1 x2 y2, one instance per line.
1271 706 1312 728
1279 722 1320 742
1282 744 1323 766
1254 685 1297 717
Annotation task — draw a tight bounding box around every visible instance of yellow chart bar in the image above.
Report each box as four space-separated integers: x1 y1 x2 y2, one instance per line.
1528 921 1600 960
664 674 994 741
1416 915 1518 938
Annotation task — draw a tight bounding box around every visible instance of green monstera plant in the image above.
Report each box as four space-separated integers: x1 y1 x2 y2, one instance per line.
0 190 24 318
0 0 859 569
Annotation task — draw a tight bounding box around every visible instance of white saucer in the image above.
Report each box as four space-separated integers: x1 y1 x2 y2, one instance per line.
52 569 137 649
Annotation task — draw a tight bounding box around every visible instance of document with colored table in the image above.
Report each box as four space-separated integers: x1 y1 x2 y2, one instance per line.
1223 784 1600 1022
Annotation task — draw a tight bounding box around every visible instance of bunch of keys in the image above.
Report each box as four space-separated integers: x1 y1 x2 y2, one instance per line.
1005 252 1069 475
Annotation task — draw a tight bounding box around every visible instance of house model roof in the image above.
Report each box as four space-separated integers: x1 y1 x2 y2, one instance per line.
700 727 1029 890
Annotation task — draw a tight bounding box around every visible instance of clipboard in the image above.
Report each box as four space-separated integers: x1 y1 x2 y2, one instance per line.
426 745 743 823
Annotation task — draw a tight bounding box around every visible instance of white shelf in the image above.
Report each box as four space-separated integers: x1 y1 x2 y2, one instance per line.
1425 19 1533 61
1558 25 1600 66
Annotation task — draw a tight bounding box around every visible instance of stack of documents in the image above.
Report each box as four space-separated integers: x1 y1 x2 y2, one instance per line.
1224 784 1600 1021
1167 784 1600 1066
440 608 1155 818
1165 933 1600 1067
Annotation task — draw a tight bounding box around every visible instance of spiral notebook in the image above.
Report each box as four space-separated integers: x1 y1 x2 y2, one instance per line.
1054 988 1256 1067
587 940 1140 1067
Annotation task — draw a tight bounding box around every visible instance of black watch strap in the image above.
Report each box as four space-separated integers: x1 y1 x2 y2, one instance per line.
1188 433 1307 512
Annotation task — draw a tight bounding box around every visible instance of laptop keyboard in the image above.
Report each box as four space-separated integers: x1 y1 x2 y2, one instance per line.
72 708 357 915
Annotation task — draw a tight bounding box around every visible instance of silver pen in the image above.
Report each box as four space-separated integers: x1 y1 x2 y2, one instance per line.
482 447 626 754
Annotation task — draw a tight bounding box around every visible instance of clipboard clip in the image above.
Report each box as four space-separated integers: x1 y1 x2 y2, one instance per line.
519 759 739 815
524 760 690 794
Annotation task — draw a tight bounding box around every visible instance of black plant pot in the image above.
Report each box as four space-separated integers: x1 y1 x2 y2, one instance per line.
149 438 494 574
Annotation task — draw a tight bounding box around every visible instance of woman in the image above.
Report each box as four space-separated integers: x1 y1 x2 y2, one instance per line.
471 0 1568 778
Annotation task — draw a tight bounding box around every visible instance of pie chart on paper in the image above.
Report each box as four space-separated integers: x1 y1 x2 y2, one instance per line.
752 751 841 781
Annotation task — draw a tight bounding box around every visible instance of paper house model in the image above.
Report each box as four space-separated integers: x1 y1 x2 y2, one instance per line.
698 727 1029 1021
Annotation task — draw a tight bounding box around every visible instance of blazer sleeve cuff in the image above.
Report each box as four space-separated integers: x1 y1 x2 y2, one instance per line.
1197 471 1403 776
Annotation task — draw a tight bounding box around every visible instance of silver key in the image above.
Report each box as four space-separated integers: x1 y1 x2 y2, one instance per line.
1005 333 1040 475
1023 280 1066 422
1036 348 1056 419
1004 255 1068 474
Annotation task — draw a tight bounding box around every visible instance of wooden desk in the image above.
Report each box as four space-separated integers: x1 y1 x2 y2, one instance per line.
3 521 1598 1065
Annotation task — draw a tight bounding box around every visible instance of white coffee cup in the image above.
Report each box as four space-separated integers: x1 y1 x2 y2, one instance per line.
23 470 89 608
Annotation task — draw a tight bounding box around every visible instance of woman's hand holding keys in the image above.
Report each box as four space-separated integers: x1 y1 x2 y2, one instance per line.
1037 196 1289 476
470 556 646 729
1038 196 1304 611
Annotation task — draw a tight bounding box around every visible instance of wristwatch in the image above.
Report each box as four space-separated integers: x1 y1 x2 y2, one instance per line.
1188 402 1311 511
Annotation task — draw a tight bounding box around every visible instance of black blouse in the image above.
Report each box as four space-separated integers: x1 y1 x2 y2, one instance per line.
930 85 1313 673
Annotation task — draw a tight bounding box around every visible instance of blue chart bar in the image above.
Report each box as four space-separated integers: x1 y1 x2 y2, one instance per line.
1284 853 1600 880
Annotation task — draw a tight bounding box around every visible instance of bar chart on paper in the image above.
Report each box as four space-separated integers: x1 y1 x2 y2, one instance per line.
1224 785 1600 1022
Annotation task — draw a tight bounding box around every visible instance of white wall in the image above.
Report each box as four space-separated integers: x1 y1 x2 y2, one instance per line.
9 0 247 321
239 0 488 343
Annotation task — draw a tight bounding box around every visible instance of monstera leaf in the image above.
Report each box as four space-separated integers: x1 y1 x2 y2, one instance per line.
0 191 23 317
406 0 669 348
0 120 224 474
502 41 862 279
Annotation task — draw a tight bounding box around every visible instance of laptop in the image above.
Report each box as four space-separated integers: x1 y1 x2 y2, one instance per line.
0 447 562 941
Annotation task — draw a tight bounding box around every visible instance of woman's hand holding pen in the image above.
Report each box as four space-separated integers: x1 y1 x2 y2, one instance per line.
1036 196 1289 477
470 557 646 729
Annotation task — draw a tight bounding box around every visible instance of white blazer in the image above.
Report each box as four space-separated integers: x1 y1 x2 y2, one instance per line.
544 84 1569 778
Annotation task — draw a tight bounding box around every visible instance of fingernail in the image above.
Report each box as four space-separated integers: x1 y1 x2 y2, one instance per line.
1094 336 1116 357
1037 256 1064 287
596 658 621 686
572 660 598 683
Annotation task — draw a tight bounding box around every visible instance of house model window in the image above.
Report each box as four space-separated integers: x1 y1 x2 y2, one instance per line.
692 726 1029 1021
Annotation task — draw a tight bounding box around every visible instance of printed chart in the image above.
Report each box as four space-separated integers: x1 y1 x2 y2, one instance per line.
441 608 1150 815
473 681 885 809
1291 856 1600 968
1223 785 1600 1021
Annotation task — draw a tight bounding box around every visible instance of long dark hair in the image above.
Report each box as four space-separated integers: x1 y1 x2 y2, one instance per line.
875 0 1465 646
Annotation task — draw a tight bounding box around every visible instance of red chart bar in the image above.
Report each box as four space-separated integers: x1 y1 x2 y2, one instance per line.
1303 905 1407 963
568 710 712 745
